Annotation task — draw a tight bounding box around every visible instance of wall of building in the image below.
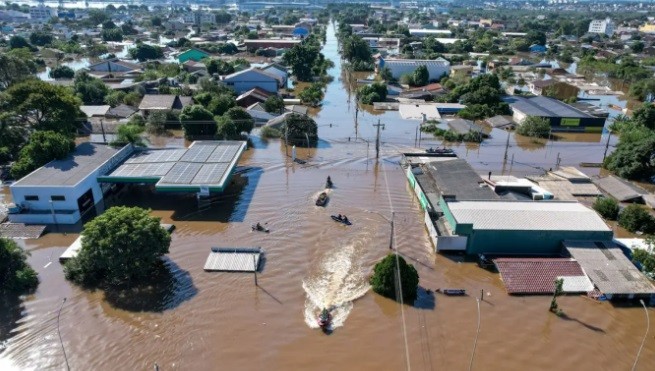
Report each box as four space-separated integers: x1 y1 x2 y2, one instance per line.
383 61 450 81
465 229 614 255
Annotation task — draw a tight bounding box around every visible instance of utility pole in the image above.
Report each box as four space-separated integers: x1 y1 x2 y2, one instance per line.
389 211 395 250
100 119 107 144
503 129 510 161
555 152 561 170
602 129 612 163
253 254 258 286
373 119 385 159
355 104 359 140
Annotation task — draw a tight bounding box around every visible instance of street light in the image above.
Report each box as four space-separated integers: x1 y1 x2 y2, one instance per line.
632 299 650 371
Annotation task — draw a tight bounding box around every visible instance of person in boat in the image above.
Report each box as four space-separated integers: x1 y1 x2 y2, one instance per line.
256 222 262 230
327 176 332 184
337 214 342 220
343 215 349 223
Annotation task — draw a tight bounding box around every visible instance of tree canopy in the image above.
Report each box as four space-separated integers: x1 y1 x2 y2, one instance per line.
264 95 285 114
129 43 164 62
357 82 387 104
225 107 254 135
0 238 39 293
282 42 321 82
0 79 82 134
205 59 235 76
284 113 318 146
74 72 110 105
49 65 75 79
370 254 419 303
0 53 36 90
10 130 75 179
179 105 217 139
64 206 171 287
516 116 551 138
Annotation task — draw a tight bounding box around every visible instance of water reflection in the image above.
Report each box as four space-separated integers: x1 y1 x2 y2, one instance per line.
0 294 24 353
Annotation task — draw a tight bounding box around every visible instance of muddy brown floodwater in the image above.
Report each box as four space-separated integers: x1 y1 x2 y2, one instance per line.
1 22 654 371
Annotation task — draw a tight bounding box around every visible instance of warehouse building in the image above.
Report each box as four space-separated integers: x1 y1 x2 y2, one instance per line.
437 199 613 255
504 96 607 133
9 141 246 225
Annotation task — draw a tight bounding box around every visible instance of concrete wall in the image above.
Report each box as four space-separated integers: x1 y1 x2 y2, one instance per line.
465 229 614 255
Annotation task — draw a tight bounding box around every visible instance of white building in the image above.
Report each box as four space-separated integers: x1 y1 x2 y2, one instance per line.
378 58 451 81
9 143 134 225
588 17 615 36
29 5 54 22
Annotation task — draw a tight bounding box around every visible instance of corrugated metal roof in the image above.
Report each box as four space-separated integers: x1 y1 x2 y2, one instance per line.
593 175 644 202
447 200 611 231
505 96 592 118
564 240 655 295
204 247 261 272
494 258 588 294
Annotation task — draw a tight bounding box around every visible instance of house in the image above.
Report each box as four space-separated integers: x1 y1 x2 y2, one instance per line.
29 5 54 22
165 20 187 31
222 68 280 94
588 17 615 36
236 87 273 108
529 80 579 100
529 44 547 53
182 60 207 73
177 48 211 63
505 96 606 133
138 95 193 116
399 83 446 99
261 63 289 88
377 58 450 81
86 59 142 78
243 39 301 52
81 105 111 118
450 65 474 78
246 103 278 126
106 104 138 120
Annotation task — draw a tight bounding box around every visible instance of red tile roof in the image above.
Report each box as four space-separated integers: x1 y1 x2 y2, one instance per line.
494 258 585 294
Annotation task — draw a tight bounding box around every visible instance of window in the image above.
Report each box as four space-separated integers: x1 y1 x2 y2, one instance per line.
25 195 39 201
51 195 66 201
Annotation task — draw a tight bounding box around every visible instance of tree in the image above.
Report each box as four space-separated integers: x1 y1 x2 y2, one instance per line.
49 65 75 79
516 116 551 138
631 103 655 130
592 197 620 220
0 79 82 134
225 107 254 134
632 237 655 276
298 83 325 107
283 42 320 82
631 41 645 54
207 94 236 116
10 131 75 179
284 113 318 146
74 72 109 105
179 105 216 139
526 30 547 46
205 59 235 76
101 28 123 42
0 54 36 90
215 116 240 140
146 111 167 134
104 90 126 107
357 82 387 104
412 65 429 87
129 44 164 62
379 67 393 82
87 9 109 26
618 205 655 234
341 35 372 63
111 124 145 147
151 16 162 27
604 128 655 180
9 36 33 50
370 254 419 303
29 31 53 46
264 95 285 114
549 278 564 315
64 206 171 287
0 238 39 293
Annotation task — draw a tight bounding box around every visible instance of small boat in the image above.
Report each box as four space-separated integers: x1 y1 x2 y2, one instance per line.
331 215 352 225
325 176 333 189
316 192 328 207
251 224 270 233
436 288 466 296
317 308 331 330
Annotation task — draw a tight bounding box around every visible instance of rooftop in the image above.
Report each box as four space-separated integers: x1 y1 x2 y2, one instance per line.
446 200 611 231
564 240 655 295
504 96 593 119
98 141 246 192
422 159 499 201
494 258 592 294
593 175 645 202
13 143 121 187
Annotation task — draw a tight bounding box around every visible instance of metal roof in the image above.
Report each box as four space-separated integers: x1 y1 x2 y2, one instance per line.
398 103 442 120
100 141 246 191
593 175 645 202
564 240 655 295
505 96 592 119
446 200 611 231
422 159 499 201
494 258 591 294
204 247 262 272
12 143 120 187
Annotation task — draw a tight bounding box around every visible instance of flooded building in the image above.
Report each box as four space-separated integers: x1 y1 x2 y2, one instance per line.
505 96 607 133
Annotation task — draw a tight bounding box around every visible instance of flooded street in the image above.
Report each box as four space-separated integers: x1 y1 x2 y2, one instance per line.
1 22 654 371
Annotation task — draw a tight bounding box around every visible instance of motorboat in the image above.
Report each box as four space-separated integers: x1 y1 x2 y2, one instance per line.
436 288 466 296
426 147 454 154
330 215 352 225
251 224 270 233
316 192 328 207
317 308 331 330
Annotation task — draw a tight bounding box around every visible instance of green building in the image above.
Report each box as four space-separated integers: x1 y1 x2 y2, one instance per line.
177 48 211 63
438 198 613 255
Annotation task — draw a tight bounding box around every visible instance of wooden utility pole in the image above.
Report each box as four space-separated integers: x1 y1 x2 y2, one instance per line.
602 130 612 163
373 120 385 159
253 254 258 286
389 211 395 250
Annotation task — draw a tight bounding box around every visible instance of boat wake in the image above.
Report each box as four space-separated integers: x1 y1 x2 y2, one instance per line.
302 243 370 329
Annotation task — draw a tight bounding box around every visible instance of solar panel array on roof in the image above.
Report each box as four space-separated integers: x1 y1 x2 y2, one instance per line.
99 141 246 191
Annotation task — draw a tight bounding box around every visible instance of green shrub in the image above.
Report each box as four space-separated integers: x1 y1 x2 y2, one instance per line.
592 197 620 220
516 116 551 138
618 204 655 233
260 126 281 139
370 254 419 303
0 238 39 293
